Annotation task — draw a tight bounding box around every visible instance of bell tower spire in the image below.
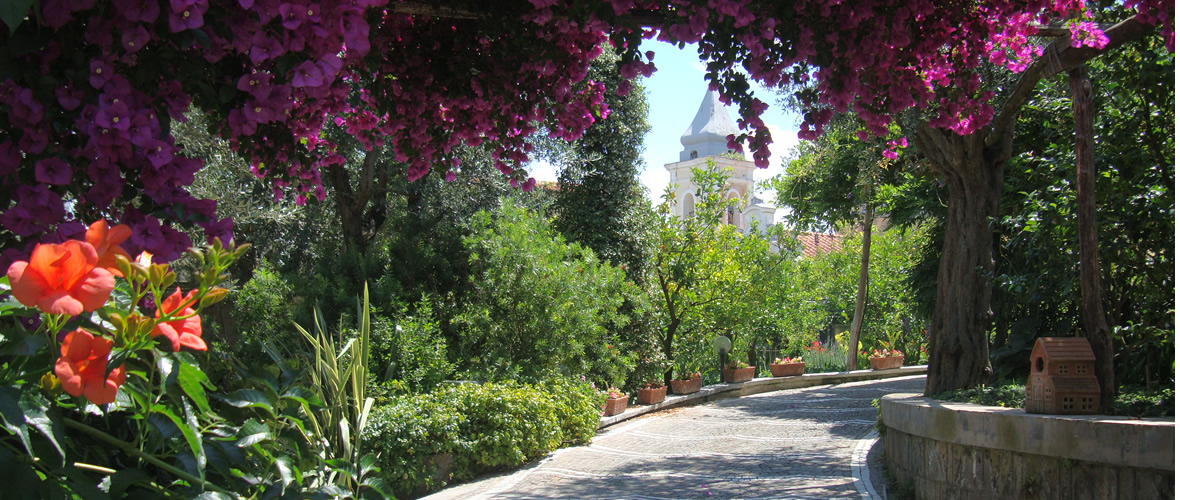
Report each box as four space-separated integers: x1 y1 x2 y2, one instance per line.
678 89 742 162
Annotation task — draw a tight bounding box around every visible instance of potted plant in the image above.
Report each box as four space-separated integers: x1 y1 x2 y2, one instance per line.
669 371 702 395
601 386 628 416
722 360 756 383
637 380 667 405
769 356 806 377
868 348 904 370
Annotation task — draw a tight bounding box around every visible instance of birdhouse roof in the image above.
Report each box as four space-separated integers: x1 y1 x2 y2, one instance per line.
1031 337 1095 361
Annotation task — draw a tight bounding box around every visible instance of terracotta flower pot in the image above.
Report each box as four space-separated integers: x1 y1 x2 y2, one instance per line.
869 355 904 370
722 366 755 383
602 395 628 416
638 385 667 405
769 362 806 377
669 374 702 395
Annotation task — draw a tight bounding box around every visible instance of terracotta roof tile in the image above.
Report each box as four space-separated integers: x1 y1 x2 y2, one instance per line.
796 232 844 258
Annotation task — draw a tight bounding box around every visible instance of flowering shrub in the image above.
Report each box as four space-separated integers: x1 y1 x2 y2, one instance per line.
802 340 848 372
0 1 1167 266
870 348 904 358
602 386 627 400
0 222 382 497
726 360 751 370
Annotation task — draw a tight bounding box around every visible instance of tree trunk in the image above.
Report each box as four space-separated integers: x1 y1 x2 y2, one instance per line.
908 17 1153 396
661 316 677 386
913 127 1005 395
658 263 681 387
847 200 873 371
324 150 387 255
1070 67 1116 411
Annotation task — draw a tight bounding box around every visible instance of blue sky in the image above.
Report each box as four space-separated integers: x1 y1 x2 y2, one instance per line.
528 39 804 207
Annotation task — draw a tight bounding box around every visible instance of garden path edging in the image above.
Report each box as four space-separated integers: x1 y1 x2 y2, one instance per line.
879 393 1175 499
598 365 928 428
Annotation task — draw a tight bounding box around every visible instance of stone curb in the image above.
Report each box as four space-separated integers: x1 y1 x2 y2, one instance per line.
598 365 928 429
880 393 1176 471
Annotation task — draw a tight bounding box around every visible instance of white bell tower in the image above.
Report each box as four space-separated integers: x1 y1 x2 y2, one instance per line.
664 89 775 235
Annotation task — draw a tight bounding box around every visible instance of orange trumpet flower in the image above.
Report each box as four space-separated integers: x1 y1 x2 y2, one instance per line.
55 329 126 405
85 220 132 276
7 240 115 316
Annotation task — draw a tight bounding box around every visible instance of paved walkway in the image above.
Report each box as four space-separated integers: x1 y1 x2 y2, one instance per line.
425 375 927 500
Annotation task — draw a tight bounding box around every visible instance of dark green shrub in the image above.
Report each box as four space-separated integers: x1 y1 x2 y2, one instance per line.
357 393 465 496
454 199 630 381
442 381 562 468
368 297 454 393
361 378 602 497
936 382 1175 418
934 381 1026 408
1112 387 1175 418
231 259 297 364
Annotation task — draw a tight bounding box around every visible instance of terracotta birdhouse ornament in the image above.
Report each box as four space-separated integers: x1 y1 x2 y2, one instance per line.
1025 337 1101 415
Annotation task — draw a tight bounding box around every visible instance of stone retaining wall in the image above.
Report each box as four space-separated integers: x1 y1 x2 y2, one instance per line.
599 365 928 428
880 394 1174 499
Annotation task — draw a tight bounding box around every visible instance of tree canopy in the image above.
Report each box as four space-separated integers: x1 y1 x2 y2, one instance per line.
1 0 1169 262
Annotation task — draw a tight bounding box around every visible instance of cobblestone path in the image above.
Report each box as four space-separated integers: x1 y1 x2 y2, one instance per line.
426 375 926 500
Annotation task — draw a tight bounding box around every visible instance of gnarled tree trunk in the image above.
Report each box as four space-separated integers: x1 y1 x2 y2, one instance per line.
912 128 1006 395
911 18 1154 395
324 149 390 255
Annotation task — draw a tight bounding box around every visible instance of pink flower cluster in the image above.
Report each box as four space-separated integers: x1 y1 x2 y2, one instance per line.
0 0 1170 263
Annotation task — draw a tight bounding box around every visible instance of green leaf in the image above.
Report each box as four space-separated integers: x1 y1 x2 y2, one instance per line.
109 469 153 498
220 388 275 416
0 447 43 500
191 28 211 49
0 0 31 34
203 438 244 482
156 355 177 387
62 466 111 500
274 455 297 491
217 84 236 104
279 385 320 407
150 404 204 472
19 389 64 461
182 398 206 470
177 361 213 415
0 331 47 357
235 419 273 448
146 413 179 441
0 386 32 455
193 492 237 500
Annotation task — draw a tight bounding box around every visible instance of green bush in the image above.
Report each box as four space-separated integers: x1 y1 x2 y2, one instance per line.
541 376 604 445
454 199 630 380
231 259 297 364
1112 387 1175 418
361 378 602 498
935 382 1175 418
368 297 454 393
934 381 1027 408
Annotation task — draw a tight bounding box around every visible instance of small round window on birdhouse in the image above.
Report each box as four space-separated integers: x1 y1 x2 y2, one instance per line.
1035 357 1044 372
